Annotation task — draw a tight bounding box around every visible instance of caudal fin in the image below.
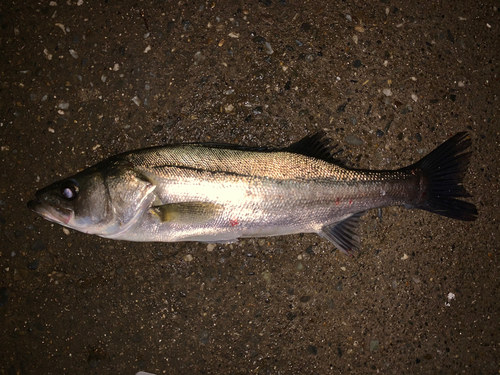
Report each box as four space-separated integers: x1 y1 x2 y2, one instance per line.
409 132 478 221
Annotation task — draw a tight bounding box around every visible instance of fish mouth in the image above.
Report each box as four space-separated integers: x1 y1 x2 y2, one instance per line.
27 195 73 225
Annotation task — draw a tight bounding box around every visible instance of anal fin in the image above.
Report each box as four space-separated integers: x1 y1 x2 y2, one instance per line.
318 212 364 256
151 202 223 225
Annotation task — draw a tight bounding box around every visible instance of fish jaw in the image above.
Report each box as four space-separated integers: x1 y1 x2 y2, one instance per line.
27 196 74 226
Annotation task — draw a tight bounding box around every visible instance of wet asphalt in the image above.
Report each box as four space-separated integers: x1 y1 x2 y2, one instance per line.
0 0 499 374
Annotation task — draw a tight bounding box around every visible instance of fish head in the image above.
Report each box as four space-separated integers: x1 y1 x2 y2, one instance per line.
27 162 156 237
27 166 113 234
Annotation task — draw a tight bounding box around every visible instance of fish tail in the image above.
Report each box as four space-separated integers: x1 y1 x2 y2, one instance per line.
408 132 478 221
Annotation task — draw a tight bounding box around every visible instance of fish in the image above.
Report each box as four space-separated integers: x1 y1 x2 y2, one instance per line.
27 132 477 255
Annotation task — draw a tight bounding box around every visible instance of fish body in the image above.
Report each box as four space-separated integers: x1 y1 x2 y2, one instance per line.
28 133 477 255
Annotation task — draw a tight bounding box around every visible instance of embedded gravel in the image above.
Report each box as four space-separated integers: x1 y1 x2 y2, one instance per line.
1 1 499 374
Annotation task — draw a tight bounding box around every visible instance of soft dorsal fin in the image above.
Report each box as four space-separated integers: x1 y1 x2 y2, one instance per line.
284 132 343 164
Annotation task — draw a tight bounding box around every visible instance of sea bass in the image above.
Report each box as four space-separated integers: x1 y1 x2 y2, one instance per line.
27 132 477 255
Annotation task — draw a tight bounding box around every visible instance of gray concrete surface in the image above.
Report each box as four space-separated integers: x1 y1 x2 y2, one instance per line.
1 0 498 374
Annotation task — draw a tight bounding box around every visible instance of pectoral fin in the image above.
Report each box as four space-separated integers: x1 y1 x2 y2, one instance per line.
151 202 223 225
319 212 364 256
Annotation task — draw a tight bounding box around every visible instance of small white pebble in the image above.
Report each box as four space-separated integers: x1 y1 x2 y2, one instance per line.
447 292 456 300
144 45 151 53
131 96 141 106
354 26 365 32
77 0 84 5
264 41 273 55
63 228 70 235
43 48 53 60
69 49 78 59
194 51 206 65
401 253 409 260
345 14 352 21
411 93 418 102
112 63 120 71
55 23 66 34
49 1 57 6
458 81 465 87
224 104 234 113
58 102 69 109
382 88 392 96
297 254 303 260
184 254 193 262
48 127 55 133
101 75 107 83
383 60 389 67
228 32 239 38
92 144 100 150
352 34 358 44
340 266 346 271
206 243 216 252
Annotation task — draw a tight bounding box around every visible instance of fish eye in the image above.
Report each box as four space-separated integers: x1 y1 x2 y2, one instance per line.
60 180 79 200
